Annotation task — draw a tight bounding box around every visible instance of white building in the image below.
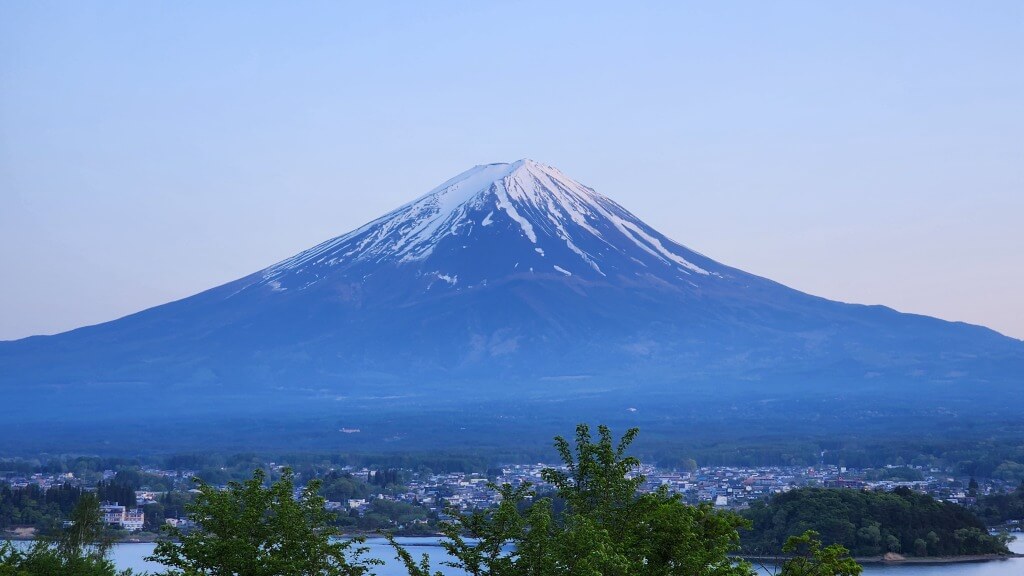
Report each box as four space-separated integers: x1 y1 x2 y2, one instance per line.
100 504 125 525
99 502 145 531
122 508 145 531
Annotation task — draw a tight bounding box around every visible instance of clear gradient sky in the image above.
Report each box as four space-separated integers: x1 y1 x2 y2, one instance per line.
1 1 1022 340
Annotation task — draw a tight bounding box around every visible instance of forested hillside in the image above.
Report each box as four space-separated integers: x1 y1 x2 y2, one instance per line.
742 487 1011 557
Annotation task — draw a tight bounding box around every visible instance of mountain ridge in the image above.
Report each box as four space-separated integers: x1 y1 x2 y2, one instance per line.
1 159 1021 451
250 159 721 294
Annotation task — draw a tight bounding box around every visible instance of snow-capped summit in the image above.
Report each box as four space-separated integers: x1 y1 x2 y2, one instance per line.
257 159 716 295
2 159 1022 452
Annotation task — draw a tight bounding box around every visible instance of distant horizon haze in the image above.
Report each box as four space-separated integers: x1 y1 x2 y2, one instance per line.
2 2 1021 340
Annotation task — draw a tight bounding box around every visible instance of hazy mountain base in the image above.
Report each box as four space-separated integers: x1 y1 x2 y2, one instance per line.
2 161 1023 458
3 383 1022 474
3 291 1021 458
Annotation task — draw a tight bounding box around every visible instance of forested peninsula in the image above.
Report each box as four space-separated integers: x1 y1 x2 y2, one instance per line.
741 487 1013 561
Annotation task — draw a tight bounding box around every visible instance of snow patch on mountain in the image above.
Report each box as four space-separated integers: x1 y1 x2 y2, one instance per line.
431 272 458 286
258 159 717 290
494 177 538 243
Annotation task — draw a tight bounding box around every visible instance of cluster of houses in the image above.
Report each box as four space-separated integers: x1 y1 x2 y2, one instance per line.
324 461 1021 516
4 460 1021 533
635 463 1015 510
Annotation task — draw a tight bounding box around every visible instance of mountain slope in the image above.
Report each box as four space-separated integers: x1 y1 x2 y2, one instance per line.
1 160 1021 451
256 159 721 292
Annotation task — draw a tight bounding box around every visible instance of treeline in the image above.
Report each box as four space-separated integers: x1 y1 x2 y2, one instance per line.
163 451 492 478
742 487 1011 557
0 456 140 483
0 483 82 532
367 468 403 487
5 433 1023 479
648 437 1024 479
95 480 134 509
165 441 1024 481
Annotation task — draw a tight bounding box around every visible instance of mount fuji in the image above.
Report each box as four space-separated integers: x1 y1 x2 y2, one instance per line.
2 160 1022 451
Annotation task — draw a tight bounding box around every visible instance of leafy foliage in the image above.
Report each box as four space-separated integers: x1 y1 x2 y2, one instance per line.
393 424 757 576
775 530 861 576
0 493 130 576
319 472 372 503
147 468 380 575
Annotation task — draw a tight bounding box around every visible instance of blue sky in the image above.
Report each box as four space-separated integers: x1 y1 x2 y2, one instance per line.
2 1 1022 339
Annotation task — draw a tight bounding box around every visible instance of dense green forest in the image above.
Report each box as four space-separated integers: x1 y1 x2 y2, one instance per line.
742 487 1011 558
4 428 1024 479
0 483 82 533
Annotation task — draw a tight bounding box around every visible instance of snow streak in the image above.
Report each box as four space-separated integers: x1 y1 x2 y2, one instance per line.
259 159 715 289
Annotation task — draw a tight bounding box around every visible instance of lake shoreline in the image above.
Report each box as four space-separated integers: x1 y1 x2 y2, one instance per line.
740 552 1024 565
1 530 437 544
7 534 1022 566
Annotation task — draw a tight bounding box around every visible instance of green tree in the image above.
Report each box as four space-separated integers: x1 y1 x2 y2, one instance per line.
777 530 861 576
993 461 1024 482
60 493 112 558
0 541 129 576
392 424 755 576
147 468 380 575
0 494 128 576
925 531 940 555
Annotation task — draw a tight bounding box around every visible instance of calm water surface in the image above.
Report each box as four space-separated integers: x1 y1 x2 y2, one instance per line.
107 537 461 575
104 535 1023 575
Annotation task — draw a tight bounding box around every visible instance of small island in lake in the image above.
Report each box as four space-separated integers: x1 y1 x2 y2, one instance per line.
741 487 1016 562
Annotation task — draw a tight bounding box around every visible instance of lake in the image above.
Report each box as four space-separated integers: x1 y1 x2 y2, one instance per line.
102 535 1024 575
